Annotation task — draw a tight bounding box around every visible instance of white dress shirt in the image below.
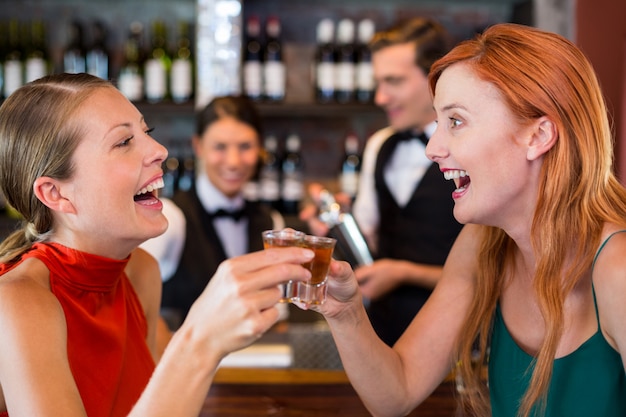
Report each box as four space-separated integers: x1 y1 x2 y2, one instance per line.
352 121 436 253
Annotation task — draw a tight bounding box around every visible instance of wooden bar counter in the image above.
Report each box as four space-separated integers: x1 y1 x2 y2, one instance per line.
200 368 457 416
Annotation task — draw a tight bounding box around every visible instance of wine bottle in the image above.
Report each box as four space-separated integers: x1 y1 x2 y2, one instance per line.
259 135 282 211
177 147 195 192
4 19 24 98
86 20 110 80
339 133 362 201
281 133 304 215
63 20 86 74
170 21 194 104
118 21 145 102
242 15 263 101
334 18 356 103
144 20 171 103
314 18 336 104
355 19 375 103
25 19 49 83
263 16 286 102
162 150 180 199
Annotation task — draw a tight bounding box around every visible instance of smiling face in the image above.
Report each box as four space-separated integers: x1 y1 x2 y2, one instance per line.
55 87 169 257
193 116 260 198
427 62 543 232
372 42 435 132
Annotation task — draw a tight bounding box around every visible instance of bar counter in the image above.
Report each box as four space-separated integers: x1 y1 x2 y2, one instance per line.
200 368 457 417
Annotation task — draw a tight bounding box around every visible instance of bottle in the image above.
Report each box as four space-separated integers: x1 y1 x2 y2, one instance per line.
314 18 336 104
263 16 286 102
339 133 362 201
24 19 49 83
177 148 195 192
242 15 263 101
258 135 282 211
3 19 24 98
118 21 145 102
144 20 171 103
281 133 304 215
86 20 110 80
63 20 86 74
355 19 375 103
334 18 356 103
0 21 7 96
162 150 180 199
170 21 194 104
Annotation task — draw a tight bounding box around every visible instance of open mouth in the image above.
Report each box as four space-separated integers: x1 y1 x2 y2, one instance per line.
444 169 470 192
134 177 164 203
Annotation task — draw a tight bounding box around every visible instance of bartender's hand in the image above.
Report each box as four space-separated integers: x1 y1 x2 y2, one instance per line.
355 259 409 300
182 248 314 360
299 183 353 237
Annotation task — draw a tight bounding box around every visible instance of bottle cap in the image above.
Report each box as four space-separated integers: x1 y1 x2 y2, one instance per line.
337 19 355 44
357 19 375 44
316 18 334 43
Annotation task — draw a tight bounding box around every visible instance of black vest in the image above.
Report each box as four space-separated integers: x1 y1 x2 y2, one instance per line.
368 133 462 345
161 187 274 327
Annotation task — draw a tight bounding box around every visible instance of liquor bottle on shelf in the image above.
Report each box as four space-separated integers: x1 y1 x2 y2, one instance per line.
177 148 196 192
162 150 180 199
170 21 194 104
86 20 110 81
118 21 145 102
281 133 304 215
4 19 24 98
314 18 336 104
242 15 263 101
25 19 49 84
63 20 86 74
263 16 286 102
339 132 362 201
144 20 171 103
334 18 356 103
355 19 375 103
259 135 282 211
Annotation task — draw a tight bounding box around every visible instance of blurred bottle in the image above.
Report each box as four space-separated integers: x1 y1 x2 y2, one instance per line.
86 20 110 80
170 21 194 104
355 19 375 103
243 156 262 202
25 19 49 83
144 20 171 103
334 18 356 103
64 20 86 74
263 16 286 102
259 135 282 211
281 133 304 215
162 150 180 199
177 147 196 192
339 133 362 201
0 21 7 95
242 15 263 101
314 18 336 104
4 19 24 98
118 21 145 102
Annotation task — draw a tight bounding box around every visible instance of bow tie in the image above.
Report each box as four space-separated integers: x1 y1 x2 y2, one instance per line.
210 208 246 222
392 130 429 146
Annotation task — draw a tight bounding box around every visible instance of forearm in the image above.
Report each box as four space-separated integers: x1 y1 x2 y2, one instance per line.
325 303 415 416
400 261 443 289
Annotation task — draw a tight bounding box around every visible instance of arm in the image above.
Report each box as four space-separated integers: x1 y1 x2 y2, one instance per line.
354 259 442 300
310 224 479 416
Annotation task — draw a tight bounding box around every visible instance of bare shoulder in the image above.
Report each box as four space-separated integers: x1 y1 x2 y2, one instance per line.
125 247 162 292
0 257 59 315
591 227 626 352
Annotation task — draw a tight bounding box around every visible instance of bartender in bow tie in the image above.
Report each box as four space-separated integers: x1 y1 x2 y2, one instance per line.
141 95 285 329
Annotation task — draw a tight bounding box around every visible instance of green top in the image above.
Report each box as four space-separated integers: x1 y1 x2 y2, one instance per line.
489 231 626 416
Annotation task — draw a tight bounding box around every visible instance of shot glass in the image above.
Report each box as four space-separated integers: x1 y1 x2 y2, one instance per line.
262 229 306 302
290 235 336 305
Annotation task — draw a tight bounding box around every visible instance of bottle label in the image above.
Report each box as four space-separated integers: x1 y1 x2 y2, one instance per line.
263 61 286 98
259 172 281 201
356 62 374 90
25 58 47 84
118 71 144 101
335 62 355 91
340 172 359 197
171 59 193 102
145 59 167 101
243 61 263 97
4 60 23 97
282 176 304 201
316 62 335 90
